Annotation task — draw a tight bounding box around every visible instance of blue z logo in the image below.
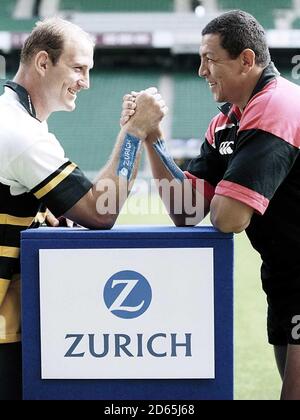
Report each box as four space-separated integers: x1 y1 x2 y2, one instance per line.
103 270 152 319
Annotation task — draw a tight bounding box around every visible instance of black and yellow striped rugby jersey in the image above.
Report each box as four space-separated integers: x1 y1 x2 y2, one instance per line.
186 63 300 298
0 84 92 343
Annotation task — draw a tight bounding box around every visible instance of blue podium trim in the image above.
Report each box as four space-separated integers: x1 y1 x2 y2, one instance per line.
22 225 232 239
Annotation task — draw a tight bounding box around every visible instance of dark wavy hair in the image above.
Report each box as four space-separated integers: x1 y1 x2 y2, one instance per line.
202 10 270 67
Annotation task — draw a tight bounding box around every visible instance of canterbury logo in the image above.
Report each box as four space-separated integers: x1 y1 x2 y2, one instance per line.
219 141 234 155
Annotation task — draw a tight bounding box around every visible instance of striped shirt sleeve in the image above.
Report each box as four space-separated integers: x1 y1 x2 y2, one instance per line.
8 133 92 217
215 82 300 215
186 137 226 188
216 129 299 215
31 161 92 216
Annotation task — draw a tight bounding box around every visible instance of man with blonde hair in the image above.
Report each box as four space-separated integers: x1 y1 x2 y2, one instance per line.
0 17 167 399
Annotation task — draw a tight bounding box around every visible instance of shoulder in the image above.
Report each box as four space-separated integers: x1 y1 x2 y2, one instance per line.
0 102 61 165
239 77 300 147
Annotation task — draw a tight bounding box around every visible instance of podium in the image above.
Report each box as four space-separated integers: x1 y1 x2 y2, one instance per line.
21 226 233 400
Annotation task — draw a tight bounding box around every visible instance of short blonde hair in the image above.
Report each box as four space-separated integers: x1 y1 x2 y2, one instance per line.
21 17 94 65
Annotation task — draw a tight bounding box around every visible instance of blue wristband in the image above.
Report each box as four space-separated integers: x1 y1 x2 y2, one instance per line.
117 133 141 180
152 139 185 181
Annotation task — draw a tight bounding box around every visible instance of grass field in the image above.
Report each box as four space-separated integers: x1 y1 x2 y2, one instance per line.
234 232 281 400
117 193 282 400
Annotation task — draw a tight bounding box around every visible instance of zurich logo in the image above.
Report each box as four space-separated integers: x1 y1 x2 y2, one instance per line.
103 270 152 319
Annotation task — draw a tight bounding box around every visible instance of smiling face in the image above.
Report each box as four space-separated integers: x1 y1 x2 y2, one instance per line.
199 33 245 105
43 33 94 114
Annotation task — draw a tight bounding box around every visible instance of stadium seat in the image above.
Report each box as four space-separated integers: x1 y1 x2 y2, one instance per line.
218 0 292 29
0 18 37 31
48 70 159 173
292 17 300 29
0 0 36 31
60 0 174 12
172 72 217 140
1 0 16 17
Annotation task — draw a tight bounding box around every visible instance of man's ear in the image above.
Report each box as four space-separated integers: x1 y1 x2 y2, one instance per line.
240 48 256 74
34 51 50 76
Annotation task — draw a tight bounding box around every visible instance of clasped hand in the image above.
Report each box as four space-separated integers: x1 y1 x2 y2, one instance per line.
120 87 168 136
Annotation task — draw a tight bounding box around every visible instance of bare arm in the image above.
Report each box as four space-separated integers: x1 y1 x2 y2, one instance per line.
143 129 210 226
210 194 254 233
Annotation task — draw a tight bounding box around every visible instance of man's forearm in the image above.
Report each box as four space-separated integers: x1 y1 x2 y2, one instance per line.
93 127 143 219
65 126 143 229
144 131 209 226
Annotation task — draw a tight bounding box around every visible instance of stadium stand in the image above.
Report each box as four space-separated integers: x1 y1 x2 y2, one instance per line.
60 0 174 12
0 18 37 31
1 0 16 16
0 0 36 31
292 17 300 28
218 0 292 28
48 70 159 173
48 67 217 173
280 69 300 85
172 72 216 140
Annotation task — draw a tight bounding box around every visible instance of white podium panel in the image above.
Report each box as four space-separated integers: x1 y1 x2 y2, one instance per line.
39 248 214 379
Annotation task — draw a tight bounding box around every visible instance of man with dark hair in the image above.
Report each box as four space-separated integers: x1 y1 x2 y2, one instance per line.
202 9 271 67
123 10 300 399
0 17 167 400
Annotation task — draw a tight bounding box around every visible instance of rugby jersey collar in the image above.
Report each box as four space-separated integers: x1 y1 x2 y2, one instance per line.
3 80 39 121
218 61 279 123
249 61 279 100
218 102 240 125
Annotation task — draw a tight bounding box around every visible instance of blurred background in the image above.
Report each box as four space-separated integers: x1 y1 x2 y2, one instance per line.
1 0 299 399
